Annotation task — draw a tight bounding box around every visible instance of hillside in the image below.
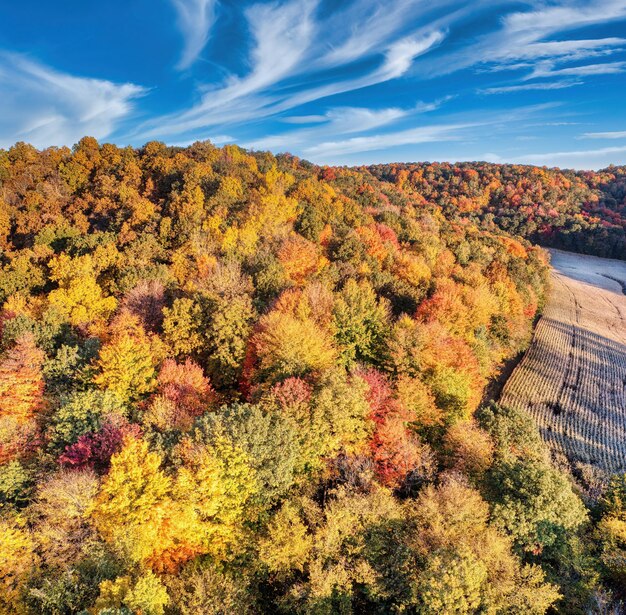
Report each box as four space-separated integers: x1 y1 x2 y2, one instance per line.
0 139 625 614
369 162 626 259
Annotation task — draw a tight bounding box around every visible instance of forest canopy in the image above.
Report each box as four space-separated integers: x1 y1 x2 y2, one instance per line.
0 138 623 614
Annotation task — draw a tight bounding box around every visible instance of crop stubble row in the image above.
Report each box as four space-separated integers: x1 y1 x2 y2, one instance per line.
500 250 626 475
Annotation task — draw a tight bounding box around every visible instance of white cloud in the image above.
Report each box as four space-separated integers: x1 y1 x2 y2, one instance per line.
244 97 452 153
138 0 318 138
529 60 626 79
134 0 448 142
581 131 626 139
299 102 558 161
245 29 446 119
244 105 409 151
172 0 218 70
480 80 582 94
503 1 626 35
420 0 626 86
319 0 424 67
382 31 446 80
319 107 409 134
302 122 477 159
512 145 626 169
0 54 145 149
495 38 626 62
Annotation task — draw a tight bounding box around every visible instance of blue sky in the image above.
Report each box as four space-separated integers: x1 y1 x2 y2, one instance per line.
1 0 626 169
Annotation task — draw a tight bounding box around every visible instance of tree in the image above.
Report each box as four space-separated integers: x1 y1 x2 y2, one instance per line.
442 420 494 478
47 253 117 327
427 365 474 425
332 279 390 367
48 390 125 453
416 548 487 615
191 403 298 506
166 562 254 615
154 358 215 428
310 370 373 460
477 402 544 460
244 310 335 387
287 487 409 614
0 518 37 613
31 469 100 570
597 474 626 588
359 368 434 487
172 430 258 563
408 477 561 614
0 333 45 423
90 437 176 567
93 572 170 615
120 279 166 332
278 233 327 285
488 457 588 553
93 327 158 403
162 297 203 357
258 502 313 577
0 461 33 509
58 418 142 471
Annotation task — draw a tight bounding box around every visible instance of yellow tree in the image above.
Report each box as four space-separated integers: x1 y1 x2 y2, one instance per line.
93 572 170 615
47 253 117 327
245 310 336 386
173 431 258 562
0 519 37 613
90 437 177 567
93 321 158 403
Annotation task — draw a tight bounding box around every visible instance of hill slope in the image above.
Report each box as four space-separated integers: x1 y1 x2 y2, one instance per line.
368 162 626 259
0 139 624 613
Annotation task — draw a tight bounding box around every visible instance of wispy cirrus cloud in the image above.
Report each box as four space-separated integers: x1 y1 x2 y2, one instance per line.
267 30 446 116
0 53 145 149
503 1 626 35
138 0 318 138
245 99 448 152
172 0 218 70
509 145 626 169
134 0 448 141
299 103 559 161
419 0 626 84
581 131 626 139
318 0 435 67
301 122 476 160
480 80 583 95
528 60 626 79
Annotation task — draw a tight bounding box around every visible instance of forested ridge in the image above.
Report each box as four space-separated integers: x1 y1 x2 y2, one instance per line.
369 162 626 259
0 138 625 614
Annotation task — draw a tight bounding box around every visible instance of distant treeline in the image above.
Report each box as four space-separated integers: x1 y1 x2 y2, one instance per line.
368 162 626 259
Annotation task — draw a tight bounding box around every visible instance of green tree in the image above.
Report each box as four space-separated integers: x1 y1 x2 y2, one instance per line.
192 403 299 505
488 457 588 552
332 279 390 367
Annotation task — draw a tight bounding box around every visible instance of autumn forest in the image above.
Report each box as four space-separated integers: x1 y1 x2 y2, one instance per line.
2 138 626 614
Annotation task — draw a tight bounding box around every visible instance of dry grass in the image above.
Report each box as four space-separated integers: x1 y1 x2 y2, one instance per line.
500 249 626 477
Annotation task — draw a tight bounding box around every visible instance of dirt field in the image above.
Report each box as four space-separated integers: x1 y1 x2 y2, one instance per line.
500 249 626 476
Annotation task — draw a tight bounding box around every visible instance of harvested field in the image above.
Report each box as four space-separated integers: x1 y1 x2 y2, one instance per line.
500 249 626 476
